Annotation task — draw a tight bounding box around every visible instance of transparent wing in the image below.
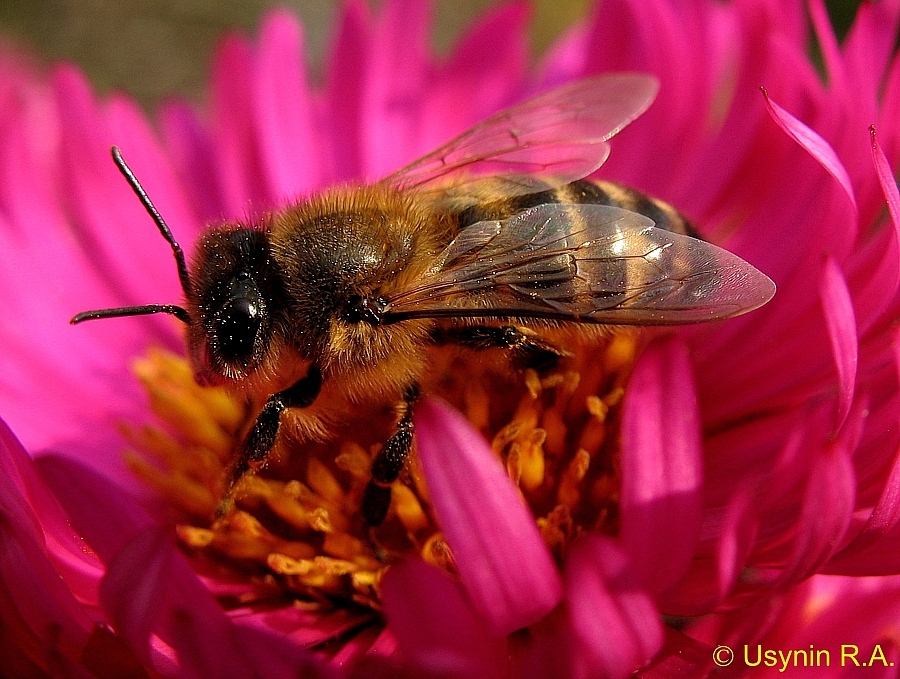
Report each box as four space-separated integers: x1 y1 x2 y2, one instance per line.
381 74 659 196
382 204 776 325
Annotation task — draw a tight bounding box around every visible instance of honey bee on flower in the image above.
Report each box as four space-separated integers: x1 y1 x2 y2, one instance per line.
72 74 774 526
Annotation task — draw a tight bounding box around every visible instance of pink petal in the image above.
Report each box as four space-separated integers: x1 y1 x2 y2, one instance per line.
807 0 847 97
0 77 166 466
98 526 174 662
762 88 858 214
0 421 102 583
714 485 759 601
752 575 900 672
360 0 431 177
40 455 326 678
517 609 578 679
210 32 268 217
160 100 226 223
37 455 155 563
825 330 900 574
826 443 900 573
53 66 186 314
580 0 713 192
778 415 857 584
848 222 900 336
252 9 320 201
106 92 203 252
382 558 506 678
232 604 375 649
0 426 95 657
418 2 529 151
819 257 858 432
656 482 761 616
326 625 384 670
537 21 590 89
635 627 713 678
620 336 703 594
566 535 664 679
880 49 900 157
324 0 371 183
843 0 900 117
414 397 563 636
871 126 900 272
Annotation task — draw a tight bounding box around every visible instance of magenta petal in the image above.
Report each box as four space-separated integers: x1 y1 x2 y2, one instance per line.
827 442 900 572
0 424 95 658
807 0 847 97
843 1 900 114
324 0 371 183
98 526 173 661
819 258 858 432
37 455 156 562
715 485 758 601
252 9 320 200
160 100 226 224
414 397 563 636
0 421 103 586
53 66 188 314
780 419 857 583
210 32 268 216
635 627 712 679
41 455 326 678
382 558 506 678
827 336 900 575
418 2 529 150
872 126 900 268
360 0 431 176
566 535 663 679
620 336 702 594
762 88 858 214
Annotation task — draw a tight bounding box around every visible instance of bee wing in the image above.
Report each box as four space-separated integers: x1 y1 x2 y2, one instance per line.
382 204 776 324
382 74 659 195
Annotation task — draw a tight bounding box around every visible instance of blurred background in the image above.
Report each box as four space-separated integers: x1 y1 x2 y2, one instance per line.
0 0 867 110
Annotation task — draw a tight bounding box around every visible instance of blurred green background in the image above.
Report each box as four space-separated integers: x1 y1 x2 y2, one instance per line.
0 0 867 109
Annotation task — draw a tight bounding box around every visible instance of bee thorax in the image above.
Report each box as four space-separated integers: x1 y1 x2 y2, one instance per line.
342 295 390 325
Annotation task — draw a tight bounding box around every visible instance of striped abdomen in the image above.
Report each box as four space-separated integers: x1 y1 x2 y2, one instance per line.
452 179 698 238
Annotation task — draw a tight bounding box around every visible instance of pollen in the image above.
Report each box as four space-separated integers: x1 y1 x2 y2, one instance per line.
129 335 638 614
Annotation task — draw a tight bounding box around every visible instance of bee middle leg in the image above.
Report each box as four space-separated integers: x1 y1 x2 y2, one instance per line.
434 325 566 373
361 384 420 527
216 366 323 518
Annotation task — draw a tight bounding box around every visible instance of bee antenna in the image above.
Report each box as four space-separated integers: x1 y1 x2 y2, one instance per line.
111 146 192 298
71 304 192 325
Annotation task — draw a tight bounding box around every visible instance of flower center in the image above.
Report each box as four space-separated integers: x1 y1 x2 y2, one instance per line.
127 334 638 615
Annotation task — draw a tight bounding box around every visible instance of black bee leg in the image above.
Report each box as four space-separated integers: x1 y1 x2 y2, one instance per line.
216 366 323 518
434 325 566 373
361 385 420 527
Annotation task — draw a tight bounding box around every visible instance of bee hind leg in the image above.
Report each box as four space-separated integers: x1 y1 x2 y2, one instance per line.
361 384 420 528
215 366 323 519
434 325 566 373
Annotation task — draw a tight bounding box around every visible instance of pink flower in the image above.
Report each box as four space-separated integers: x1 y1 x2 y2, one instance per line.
3 0 900 677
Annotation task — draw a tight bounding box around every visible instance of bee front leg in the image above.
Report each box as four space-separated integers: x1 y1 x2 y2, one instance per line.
434 325 566 373
361 385 420 527
216 366 323 518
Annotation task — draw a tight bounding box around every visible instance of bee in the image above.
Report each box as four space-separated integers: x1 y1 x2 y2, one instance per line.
72 74 775 527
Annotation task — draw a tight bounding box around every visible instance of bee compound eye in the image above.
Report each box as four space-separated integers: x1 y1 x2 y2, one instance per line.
215 296 262 362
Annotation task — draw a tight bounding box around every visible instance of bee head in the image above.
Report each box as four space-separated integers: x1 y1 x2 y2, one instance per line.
71 147 282 387
188 226 286 384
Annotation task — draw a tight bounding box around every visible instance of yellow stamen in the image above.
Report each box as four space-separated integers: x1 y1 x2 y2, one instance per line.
557 448 591 508
129 333 640 615
306 458 346 506
392 482 429 533
133 349 243 456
